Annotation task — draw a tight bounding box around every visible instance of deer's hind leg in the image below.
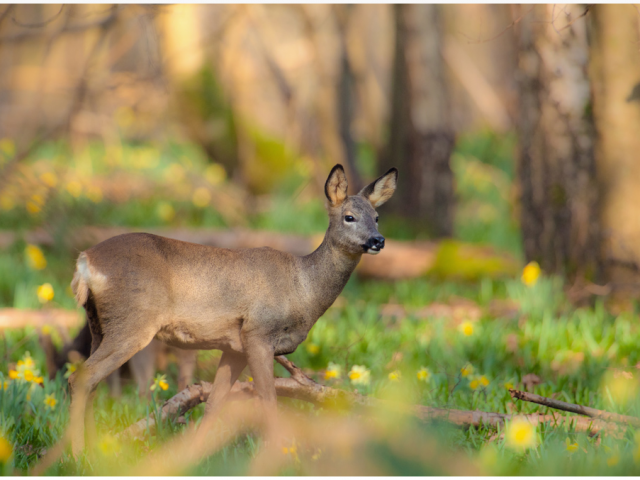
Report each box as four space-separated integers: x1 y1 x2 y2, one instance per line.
69 318 156 457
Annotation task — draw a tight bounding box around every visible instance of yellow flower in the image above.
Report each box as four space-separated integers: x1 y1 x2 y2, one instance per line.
150 374 168 392
504 382 514 390
86 186 103 203
348 365 371 386
324 362 341 380
205 164 226 186
64 363 77 379
470 379 480 390
34 376 43 384
44 393 57 410
37 283 55 303
565 437 578 453
602 372 639 407
607 452 620 467
192 187 211 208
156 202 175 222
99 433 121 456
23 370 33 382
458 321 475 337
40 172 58 188
0 435 12 463
0 138 16 157
306 343 320 355
25 244 47 270
41 325 52 336
8 370 18 380
417 367 431 382
521 261 541 287
0 195 14 211
460 365 473 377
388 370 401 381
65 181 83 198
633 431 640 463
26 200 41 215
505 417 537 451
480 375 490 387
247 376 253 382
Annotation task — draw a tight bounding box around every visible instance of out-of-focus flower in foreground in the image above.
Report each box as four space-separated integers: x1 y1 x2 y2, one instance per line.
417 367 431 382
348 365 371 386
458 321 475 336
0 435 12 463
505 417 538 452
64 363 77 379
565 437 578 453
25 244 47 270
460 365 473 377
37 283 55 304
521 261 541 287
324 362 341 380
99 433 121 456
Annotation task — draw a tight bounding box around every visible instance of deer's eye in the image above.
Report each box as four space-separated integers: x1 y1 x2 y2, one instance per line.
344 215 355 223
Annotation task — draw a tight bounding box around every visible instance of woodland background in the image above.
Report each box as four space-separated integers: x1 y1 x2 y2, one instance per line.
2 3 640 475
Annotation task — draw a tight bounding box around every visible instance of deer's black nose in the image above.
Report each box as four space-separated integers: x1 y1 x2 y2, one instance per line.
370 236 385 250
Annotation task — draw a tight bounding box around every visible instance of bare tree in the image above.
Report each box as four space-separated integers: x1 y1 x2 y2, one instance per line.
516 5 601 281
382 4 455 238
589 5 640 293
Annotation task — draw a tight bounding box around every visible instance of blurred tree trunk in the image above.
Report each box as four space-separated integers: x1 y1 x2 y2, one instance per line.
516 5 601 281
335 5 363 192
382 4 455 238
589 5 640 298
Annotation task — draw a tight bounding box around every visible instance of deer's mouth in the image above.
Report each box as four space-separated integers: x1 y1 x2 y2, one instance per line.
362 244 382 255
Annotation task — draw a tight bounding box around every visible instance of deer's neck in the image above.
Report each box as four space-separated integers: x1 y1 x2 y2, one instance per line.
299 232 361 320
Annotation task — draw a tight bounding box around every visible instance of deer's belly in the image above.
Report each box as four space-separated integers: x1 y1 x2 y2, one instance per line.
155 318 244 353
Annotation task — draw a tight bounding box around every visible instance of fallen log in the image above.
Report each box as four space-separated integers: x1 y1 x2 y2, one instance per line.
0 308 82 331
119 357 623 440
510 388 640 428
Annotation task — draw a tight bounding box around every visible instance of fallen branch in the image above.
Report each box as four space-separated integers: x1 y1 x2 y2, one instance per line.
0 308 82 330
510 388 640 428
118 360 624 440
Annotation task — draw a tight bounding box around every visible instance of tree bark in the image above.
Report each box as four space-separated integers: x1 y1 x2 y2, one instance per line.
383 4 455 238
589 5 640 302
516 5 601 281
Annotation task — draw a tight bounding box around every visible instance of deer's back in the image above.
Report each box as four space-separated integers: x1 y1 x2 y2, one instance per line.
76 233 307 347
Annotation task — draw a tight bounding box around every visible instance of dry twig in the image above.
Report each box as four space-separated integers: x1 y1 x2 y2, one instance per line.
510 388 640 428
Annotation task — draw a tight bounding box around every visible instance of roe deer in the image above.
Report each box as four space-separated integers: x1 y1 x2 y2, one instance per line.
68 164 397 455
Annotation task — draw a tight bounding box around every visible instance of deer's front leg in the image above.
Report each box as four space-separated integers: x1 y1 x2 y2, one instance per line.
242 332 278 431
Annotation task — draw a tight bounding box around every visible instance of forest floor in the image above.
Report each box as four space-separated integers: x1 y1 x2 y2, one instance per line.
1 133 640 474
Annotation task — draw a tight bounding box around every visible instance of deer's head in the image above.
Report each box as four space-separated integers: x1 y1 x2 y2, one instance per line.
324 164 398 256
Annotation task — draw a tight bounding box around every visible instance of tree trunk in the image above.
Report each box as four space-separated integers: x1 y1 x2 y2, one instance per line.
589 5 640 301
383 4 455 238
516 5 601 281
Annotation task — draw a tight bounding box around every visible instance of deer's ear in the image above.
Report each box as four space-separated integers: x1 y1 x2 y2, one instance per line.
358 168 398 208
325 164 348 207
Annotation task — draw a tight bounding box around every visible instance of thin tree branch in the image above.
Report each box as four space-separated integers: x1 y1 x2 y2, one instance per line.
11 4 65 28
510 388 640 427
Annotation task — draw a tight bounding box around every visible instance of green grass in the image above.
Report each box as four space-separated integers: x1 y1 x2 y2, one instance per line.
1 132 638 474
1 275 640 474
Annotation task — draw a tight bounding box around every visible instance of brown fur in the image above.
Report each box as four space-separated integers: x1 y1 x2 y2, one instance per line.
68 164 398 455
